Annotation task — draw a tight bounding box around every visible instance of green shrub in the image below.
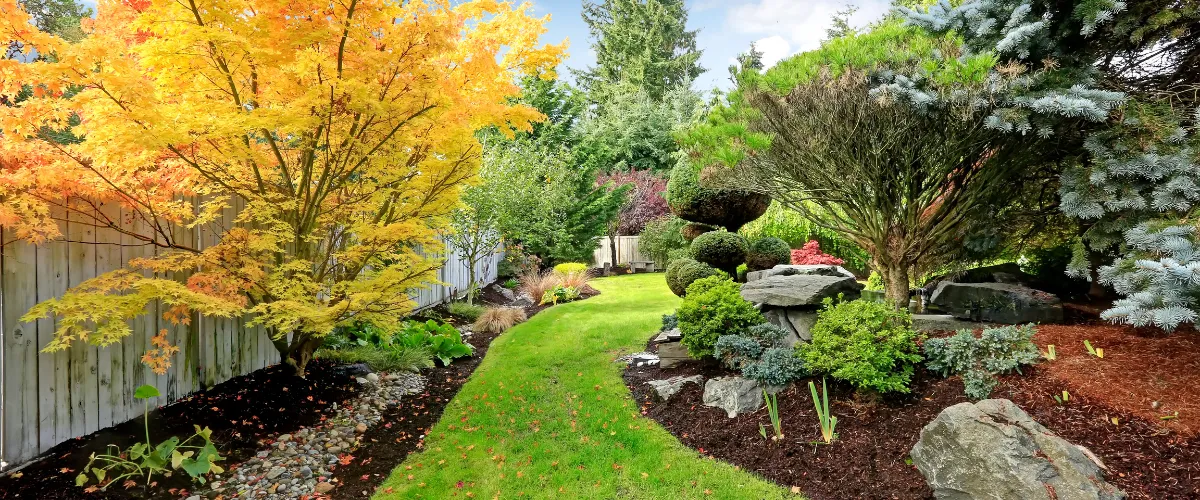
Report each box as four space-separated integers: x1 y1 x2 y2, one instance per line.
689 230 748 275
447 302 486 321
540 284 580 305
743 347 808 387
639 216 690 267
666 162 769 231
666 247 690 264
864 271 884 291
664 258 725 297
553 262 589 274
800 298 923 394
320 319 471 369
745 237 790 272
676 276 764 358
924 324 1041 399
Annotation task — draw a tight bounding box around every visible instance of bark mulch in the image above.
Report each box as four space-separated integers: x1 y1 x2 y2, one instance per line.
625 324 1200 499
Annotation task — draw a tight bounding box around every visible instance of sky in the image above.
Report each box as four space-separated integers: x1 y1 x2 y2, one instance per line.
74 0 894 94
529 0 894 94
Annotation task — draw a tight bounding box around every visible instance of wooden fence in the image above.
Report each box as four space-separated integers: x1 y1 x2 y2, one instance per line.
592 236 648 267
0 208 502 469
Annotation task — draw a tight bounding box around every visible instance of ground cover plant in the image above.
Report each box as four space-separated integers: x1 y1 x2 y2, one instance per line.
924 324 1041 399
373 273 787 498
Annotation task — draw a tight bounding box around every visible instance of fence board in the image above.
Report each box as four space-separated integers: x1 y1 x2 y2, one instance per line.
2 227 38 464
36 221 70 451
592 236 647 267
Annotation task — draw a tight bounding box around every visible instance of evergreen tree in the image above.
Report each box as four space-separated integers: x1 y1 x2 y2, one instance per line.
897 1 1200 328
576 0 705 103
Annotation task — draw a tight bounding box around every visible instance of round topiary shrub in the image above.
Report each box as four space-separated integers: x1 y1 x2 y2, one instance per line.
689 231 747 276
666 163 770 231
676 276 764 358
665 258 725 297
745 237 790 272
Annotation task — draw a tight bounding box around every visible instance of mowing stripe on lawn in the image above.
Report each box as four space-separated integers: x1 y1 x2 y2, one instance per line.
373 273 790 499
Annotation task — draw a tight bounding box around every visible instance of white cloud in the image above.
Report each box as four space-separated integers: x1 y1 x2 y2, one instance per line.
726 0 892 55
752 35 791 69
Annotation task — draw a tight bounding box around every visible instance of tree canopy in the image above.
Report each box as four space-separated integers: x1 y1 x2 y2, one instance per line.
0 0 562 375
576 0 704 103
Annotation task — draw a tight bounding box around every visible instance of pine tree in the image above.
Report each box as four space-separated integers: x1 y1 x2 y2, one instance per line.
576 0 705 103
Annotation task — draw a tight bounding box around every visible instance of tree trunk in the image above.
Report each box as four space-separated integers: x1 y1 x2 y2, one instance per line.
608 224 619 269
882 264 911 310
280 334 324 378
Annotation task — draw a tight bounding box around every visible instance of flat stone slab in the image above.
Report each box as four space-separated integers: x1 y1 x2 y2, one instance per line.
740 274 863 307
657 341 692 368
746 264 856 282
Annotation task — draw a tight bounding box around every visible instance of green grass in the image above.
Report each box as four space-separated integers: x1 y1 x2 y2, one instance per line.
374 273 790 499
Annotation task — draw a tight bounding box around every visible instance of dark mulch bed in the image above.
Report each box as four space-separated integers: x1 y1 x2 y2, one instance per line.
0 360 360 499
626 348 1200 499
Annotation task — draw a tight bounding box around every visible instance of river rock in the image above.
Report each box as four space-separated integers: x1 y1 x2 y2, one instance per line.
740 274 863 308
911 399 1125 500
646 375 704 401
930 282 1063 324
702 376 763 418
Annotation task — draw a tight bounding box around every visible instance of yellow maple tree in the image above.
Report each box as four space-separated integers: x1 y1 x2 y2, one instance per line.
0 0 563 376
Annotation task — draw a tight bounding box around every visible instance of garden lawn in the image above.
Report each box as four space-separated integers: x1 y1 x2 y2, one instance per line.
374 273 790 499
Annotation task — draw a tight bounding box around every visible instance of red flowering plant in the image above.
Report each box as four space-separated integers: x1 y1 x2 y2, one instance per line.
790 241 844 265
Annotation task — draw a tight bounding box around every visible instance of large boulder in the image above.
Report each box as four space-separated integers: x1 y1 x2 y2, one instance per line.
930 282 1063 324
702 376 763 418
746 264 856 282
911 399 1125 500
740 274 863 307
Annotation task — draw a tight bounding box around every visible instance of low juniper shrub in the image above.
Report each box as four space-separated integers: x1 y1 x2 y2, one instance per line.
742 347 808 387
661 313 678 331
714 334 765 369
800 297 923 394
924 324 1041 399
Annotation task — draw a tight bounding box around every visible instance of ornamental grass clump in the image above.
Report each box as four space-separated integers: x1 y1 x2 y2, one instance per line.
520 270 561 303
676 276 764 358
924 324 1040 399
800 297 923 394
473 307 527 334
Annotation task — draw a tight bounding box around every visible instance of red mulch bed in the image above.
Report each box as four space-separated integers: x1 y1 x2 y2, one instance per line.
626 323 1200 499
0 288 598 499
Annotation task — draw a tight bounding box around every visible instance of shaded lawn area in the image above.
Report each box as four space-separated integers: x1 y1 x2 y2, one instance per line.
373 273 789 499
